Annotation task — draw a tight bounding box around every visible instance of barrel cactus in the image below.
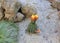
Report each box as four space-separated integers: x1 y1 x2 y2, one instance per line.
0 20 19 43
26 14 39 34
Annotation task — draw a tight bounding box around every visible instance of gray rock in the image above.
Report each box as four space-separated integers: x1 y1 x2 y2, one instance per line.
14 13 24 22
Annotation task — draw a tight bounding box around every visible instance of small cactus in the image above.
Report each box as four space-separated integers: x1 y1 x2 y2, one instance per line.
26 14 39 33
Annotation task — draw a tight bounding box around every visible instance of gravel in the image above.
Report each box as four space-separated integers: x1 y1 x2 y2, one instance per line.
17 0 60 43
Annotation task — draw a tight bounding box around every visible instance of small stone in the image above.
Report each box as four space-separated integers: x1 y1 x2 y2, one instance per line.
47 15 50 19
14 13 24 22
43 35 45 38
54 30 58 33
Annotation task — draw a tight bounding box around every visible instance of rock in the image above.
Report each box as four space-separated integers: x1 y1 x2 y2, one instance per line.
48 0 55 3
21 5 37 18
4 9 15 21
14 13 24 22
14 1 21 13
1 0 21 21
0 0 37 21
52 1 60 9
0 6 5 20
49 0 60 10
51 1 57 8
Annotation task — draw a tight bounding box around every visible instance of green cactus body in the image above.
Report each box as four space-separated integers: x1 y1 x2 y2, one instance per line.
0 20 19 43
26 21 37 33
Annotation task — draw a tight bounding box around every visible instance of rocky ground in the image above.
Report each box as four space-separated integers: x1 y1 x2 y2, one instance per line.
17 0 60 43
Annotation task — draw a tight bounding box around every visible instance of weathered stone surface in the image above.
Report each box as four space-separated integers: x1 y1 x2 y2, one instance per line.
4 10 15 21
52 1 60 9
14 13 24 22
49 0 60 10
0 0 21 21
0 7 3 20
21 5 37 18
0 0 37 21
48 0 55 3
51 1 57 8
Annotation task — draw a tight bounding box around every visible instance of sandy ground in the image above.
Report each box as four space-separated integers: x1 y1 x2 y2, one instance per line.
17 0 60 43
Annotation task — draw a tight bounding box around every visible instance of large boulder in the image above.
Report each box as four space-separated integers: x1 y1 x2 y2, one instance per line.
0 0 37 22
0 0 21 21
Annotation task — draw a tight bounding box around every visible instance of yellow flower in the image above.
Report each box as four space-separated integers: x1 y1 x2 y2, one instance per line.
35 15 38 20
31 14 38 21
